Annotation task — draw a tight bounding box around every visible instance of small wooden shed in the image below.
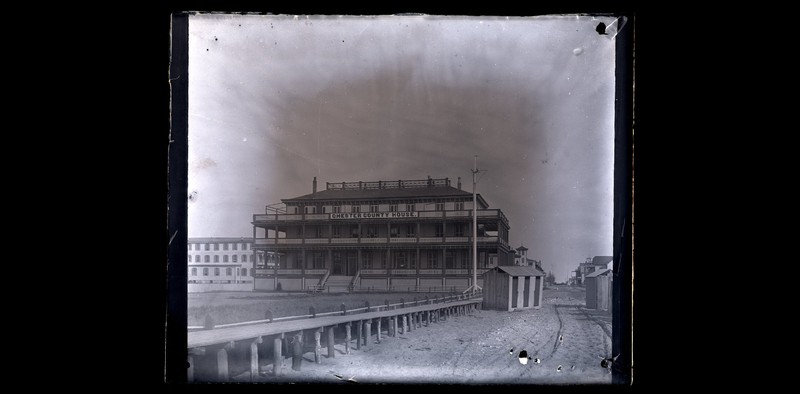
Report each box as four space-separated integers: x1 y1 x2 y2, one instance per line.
585 268 612 311
482 266 545 311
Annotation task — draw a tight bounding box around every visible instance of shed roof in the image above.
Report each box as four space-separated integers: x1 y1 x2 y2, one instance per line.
585 268 612 278
494 266 546 277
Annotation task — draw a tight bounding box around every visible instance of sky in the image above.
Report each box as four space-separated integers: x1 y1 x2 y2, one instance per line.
186 14 619 282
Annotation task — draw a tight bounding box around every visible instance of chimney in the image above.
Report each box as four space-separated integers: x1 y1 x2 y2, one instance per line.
458 177 461 190
312 177 317 198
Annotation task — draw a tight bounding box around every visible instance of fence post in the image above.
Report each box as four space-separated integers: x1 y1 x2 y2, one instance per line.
265 310 273 322
309 306 316 318
251 336 262 380
291 333 302 371
341 303 347 316
273 336 283 377
314 329 322 364
356 321 363 350
401 298 405 308
345 323 351 355
385 299 390 311
327 326 335 358
365 301 370 313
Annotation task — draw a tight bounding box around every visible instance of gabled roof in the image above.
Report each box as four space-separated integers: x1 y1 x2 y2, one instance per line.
516 245 528 251
586 268 612 278
493 266 546 277
591 256 613 265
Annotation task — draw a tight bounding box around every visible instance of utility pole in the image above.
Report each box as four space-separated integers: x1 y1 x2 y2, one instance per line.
464 155 482 295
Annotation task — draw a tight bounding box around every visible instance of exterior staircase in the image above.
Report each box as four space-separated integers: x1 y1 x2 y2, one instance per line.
324 275 353 293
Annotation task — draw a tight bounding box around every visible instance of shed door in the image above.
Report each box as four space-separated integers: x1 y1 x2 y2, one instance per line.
523 276 531 308
511 276 519 308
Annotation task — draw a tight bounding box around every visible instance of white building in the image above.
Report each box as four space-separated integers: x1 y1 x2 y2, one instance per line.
187 237 280 292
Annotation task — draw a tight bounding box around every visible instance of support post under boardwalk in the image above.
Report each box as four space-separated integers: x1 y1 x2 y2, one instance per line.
314 329 322 364
402 315 407 334
356 321 363 350
217 342 233 381
187 355 194 382
365 320 372 346
345 323 351 355
273 337 283 377
250 336 262 381
393 315 399 336
327 326 335 358
388 317 394 337
376 318 382 343
408 313 414 331
292 333 303 371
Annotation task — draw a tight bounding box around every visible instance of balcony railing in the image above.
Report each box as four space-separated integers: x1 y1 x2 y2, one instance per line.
391 269 417 274
276 269 302 275
445 269 469 275
360 269 388 274
254 209 509 225
304 269 328 275
253 236 503 246
418 269 442 274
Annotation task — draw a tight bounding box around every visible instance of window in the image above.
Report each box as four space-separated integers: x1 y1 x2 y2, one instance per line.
232 255 238 263
305 206 316 214
233 243 238 250
455 202 464 210
446 252 455 269
214 268 220 276
322 206 326 213
351 225 359 238
332 226 340 238
390 226 398 238
223 255 229 263
314 226 323 238
362 252 372 269
455 224 464 237
214 243 219 251
223 243 229 251
195 255 200 262
191 268 197 276
396 252 407 269
428 252 438 269
408 253 417 269
406 225 416 237
435 203 445 211
244 243 248 250
214 255 219 263
313 252 325 269
205 244 209 251
203 268 209 276
352 205 360 213
366 225 377 238
435 224 444 237
242 254 247 262
188 255 192 263
333 206 341 213
406 204 415 212
204 256 210 263
226 267 232 276
389 204 398 212
370 205 378 213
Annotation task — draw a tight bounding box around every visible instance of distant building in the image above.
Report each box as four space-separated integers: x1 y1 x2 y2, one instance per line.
187 237 281 292
251 176 513 292
573 256 613 286
585 268 612 310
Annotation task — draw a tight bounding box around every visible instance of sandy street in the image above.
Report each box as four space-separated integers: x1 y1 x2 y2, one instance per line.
229 287 612 384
